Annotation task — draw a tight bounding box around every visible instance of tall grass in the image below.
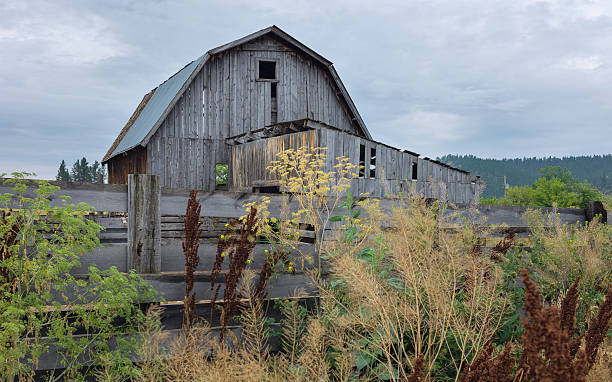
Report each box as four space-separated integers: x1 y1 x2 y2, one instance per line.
129 201 572 379
311 196 509 380
132 148 612 381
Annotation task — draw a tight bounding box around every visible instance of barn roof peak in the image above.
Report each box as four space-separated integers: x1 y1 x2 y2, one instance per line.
103 26 371 163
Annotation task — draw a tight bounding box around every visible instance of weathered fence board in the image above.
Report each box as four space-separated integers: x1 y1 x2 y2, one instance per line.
73 245 128 273
160 241 316 272
33 295 318 371
0 180 128 212
449 204 587 226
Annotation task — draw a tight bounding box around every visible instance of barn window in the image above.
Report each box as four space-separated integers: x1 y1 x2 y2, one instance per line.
258 60 276 79
369 148 377 178
216 163 228 187
359 144 366 177
411 162 418 180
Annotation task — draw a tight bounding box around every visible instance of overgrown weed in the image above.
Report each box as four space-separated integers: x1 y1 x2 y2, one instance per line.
132 149 611 381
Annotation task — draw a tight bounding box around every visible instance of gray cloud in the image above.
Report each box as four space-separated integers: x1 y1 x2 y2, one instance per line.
1 0 611 179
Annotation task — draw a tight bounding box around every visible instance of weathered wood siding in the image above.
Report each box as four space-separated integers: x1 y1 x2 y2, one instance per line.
232 127 479 204
232 129 318 191
147 35 361 190
203 35 359 136
107 146 147 184
147 135 229 190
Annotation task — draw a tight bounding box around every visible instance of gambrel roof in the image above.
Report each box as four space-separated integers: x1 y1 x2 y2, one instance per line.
103 26 371 163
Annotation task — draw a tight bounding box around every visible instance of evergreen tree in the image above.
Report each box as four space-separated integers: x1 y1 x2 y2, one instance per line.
55 160 71 182
71 158 91 182
89 161 105 183
56 158 106 183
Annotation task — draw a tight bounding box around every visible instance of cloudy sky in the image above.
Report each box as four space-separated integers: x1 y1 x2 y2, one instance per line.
1 0 611 179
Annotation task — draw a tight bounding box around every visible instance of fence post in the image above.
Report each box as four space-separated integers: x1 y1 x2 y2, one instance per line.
127 174 161 273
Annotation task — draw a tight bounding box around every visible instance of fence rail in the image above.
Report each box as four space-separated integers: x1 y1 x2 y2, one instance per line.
0 176 602 279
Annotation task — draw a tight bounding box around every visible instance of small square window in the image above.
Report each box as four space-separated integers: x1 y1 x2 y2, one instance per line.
259 61 276 79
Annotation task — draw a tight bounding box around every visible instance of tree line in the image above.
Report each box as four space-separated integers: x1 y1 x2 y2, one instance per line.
438 154 612 198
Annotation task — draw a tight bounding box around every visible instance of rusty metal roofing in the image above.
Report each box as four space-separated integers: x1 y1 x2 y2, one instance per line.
107 56 204 159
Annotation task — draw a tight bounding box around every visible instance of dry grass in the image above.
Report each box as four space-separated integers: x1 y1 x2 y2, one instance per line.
128 194 611 382
587 340 612 381
523 208 612 292
314 195 509 380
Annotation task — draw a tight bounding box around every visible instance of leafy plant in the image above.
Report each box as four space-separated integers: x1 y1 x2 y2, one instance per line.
0 172 158 380
216 164 229 186
264 146 359 273
306 194 510 381
520 208 612 330
461 269 612 381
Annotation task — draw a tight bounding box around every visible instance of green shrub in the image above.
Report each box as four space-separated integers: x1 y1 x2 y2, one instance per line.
481 166 603 208
0 172 159 380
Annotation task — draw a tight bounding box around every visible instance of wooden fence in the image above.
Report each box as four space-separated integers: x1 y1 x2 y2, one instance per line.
1 175 597 273
1 174 602 300
0 175 605 371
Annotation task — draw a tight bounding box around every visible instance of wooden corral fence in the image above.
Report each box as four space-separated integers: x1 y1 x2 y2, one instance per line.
0 175 606 371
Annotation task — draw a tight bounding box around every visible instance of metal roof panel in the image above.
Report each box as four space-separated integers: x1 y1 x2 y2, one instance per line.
109 56 204 157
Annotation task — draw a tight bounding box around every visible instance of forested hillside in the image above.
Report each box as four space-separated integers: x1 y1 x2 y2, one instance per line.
438 154 612 198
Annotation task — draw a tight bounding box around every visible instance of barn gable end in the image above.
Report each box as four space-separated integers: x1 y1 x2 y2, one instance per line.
105 26 372 189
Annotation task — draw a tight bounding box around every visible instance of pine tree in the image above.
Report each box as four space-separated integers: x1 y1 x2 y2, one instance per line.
56 158 106 183
56 160 72 182
71 158 90 182
90 161 105 183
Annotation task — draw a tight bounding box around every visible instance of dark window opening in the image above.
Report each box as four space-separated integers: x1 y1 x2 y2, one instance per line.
359 144 366 177
259 60 276 79
271 82 278 124
369 148 377 178
411 162 418 180
216 163 228 188
254 185 281 194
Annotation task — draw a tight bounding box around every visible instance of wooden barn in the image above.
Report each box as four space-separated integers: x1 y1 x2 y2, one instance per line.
103 26 481 203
